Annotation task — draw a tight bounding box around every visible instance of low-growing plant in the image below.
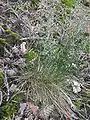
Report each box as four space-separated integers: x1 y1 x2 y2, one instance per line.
0 0 90 119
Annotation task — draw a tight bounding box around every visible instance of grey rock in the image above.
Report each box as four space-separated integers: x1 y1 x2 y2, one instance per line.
6 69 17 77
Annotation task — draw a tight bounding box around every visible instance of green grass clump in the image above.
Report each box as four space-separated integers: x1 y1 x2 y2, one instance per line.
0 71 4 87
0 102 18 120
61 0 75 8
0 38 7 45
24 49 38 62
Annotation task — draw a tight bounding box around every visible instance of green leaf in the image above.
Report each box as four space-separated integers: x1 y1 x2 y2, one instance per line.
66 9 71 14
0 102 18 119
24 49 38 61
61 0 75 8
0 71 4 86
0 38 7 45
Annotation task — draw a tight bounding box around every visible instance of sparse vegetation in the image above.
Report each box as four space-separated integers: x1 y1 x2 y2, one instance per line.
0 0 90 120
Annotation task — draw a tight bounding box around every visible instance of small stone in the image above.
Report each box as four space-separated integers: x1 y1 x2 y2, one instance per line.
72 81 81 93
19 102 27 115
6 69 17 77
20 42 27 54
